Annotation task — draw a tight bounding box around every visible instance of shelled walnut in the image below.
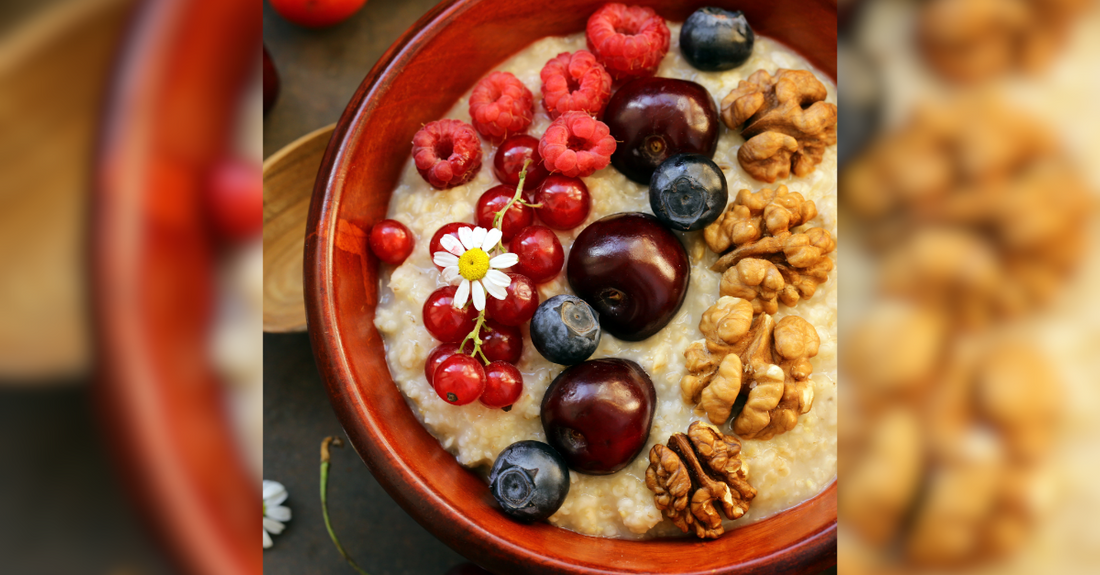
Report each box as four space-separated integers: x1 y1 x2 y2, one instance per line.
645 422 756 539
681 296 821 439
720 69 838 182
704 186 835 312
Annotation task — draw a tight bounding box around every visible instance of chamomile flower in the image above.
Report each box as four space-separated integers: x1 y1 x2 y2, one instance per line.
263 480 291 549
432 226 518 311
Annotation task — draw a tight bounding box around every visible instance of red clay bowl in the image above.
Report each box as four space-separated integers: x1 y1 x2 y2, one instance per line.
306 1 837 573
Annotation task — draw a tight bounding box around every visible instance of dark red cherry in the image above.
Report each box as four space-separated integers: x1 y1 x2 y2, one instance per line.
493 134 550 190
603 77 719 184
541 358 655 475
566 213 689 341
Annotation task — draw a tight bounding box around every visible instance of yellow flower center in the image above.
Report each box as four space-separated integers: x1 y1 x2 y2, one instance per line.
458 248 490 281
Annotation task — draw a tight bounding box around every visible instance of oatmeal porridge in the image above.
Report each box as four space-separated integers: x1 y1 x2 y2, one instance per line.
372 19 837 540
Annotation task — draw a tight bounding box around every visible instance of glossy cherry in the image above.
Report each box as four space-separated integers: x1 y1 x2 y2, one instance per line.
476 185 534 242
433 354 486 405
509 226 564 284
567 213 689 341
480 361 524 408
423 286 478 343
535 175 591 230
492 134 549 190
541 358 656 474
603 77 720 184
428 222 475 269
368 219 415 265
484 272 539 327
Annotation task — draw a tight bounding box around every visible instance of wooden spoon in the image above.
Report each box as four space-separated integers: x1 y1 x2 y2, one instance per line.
263 124 335 332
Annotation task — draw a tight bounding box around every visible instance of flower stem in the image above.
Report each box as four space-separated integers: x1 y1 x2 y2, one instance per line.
459 309 491 364
320 436 370 575
492 159 531 231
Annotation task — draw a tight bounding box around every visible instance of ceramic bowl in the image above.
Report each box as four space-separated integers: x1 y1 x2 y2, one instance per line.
306 1 837 573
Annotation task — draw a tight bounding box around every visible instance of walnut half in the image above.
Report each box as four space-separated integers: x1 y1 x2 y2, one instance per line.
681 298 822 439
645 422 757 539
721 69 838 182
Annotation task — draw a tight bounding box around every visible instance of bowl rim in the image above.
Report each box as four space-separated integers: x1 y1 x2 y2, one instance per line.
305 1 837 573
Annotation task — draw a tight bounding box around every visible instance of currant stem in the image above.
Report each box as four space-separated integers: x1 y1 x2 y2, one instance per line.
459 309 491 364
492 159 531 231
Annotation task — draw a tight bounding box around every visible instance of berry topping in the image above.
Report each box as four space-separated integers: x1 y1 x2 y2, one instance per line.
540 50 613 119
585 3 670 80
680 7 755 72
489 441 570 522
476 185 535 243
649 153 728 231
535 175 591 230
480 361 524 409
412 119 483 189
485 272 540 327
538 111 616 178
423 286 478 343
433 354 486 405
530 295 602 366
509 226 564 284
493 135 550 190
468 71 535 143
368 219 415 265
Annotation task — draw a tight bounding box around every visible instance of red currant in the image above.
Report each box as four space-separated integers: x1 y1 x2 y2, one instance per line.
476 185 533 243
509 226 564 283
425 343 461 384
535 175 591 230
423 286 478 342
485 273 539 326
480 361 524 408
434 354 486 405
368 219 415 265
428 222 475 269
477 320 524 364
493 134 549 190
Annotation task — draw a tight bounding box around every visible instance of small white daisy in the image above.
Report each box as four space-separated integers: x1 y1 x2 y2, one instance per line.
263 480 291 549
432 226 518 311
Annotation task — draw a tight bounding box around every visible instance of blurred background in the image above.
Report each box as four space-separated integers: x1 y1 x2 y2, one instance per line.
838 0 1100 573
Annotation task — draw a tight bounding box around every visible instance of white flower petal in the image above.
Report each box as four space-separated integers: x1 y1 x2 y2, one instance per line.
484 279 508 300
458 226 475 251
485 269 512 289
441 234 465 256
471 227 487 250
442 266 462 284
482 228 502 251
265 489 288 507
263 481 285 501
263 529 273 549
265 505 292 522
489 253 519 269
453 280 471 309
263 517 285 534
433 252 459 268
471 281 486 310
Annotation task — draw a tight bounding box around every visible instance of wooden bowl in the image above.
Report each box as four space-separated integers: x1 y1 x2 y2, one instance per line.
305 1 837 573
93 1 259 574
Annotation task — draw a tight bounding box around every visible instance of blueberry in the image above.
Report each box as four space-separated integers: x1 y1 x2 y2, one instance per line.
680 7 755 72
649 153 728 231
530 295 601 365
488 440 570 522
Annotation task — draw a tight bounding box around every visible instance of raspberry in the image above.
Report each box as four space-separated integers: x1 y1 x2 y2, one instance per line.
538 111 616 178
468 71 535 142
540 50 613 119
585 3 670 80
412 119 483 189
